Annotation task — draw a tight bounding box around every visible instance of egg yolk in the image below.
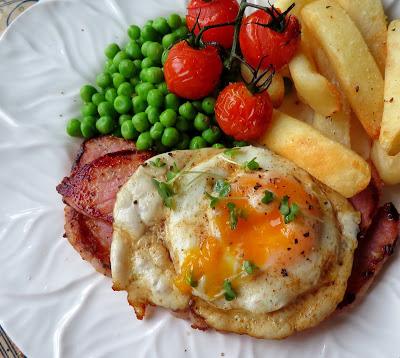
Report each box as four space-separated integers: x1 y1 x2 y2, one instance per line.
175 174 322 297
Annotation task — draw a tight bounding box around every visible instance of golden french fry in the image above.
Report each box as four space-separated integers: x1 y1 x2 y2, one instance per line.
350 114 372 160
278 87 314 123
334 0 387 75
313 112 350 147
301 0 384 139
379 20 400 156
289 50 340 116
371 141 400 185
258 110 371 198
240 64 285 108
273 0 315 17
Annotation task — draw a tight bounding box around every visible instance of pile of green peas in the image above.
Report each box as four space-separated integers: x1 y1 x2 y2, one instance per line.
66 14 236 152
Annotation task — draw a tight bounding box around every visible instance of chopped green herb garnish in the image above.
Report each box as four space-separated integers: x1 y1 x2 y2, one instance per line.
279 196 301 223
166 162 180 182
227 202 247 230
243 260 259 275
223 147 241 159
279 196 290 216
186 272 198 288
261 190 274 204
223 279 236 301
152 178 175 209
150 158 166 168
205 192 219 209
245 157 260 171
215 179 231 197
285 203 300 224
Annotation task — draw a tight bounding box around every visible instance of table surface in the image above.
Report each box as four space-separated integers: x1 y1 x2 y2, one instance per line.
0 2 35 356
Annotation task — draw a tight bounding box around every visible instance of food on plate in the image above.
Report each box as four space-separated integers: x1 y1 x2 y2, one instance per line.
371 141 400 185
301 0 384 139
58 0 400 340
186 0 239 49
379 20 400 156
239 6 301 71
215 82 273 141
334 0 387 74
259 110 371 198
164 41 223 100
289 50 340 117
111 147 359 338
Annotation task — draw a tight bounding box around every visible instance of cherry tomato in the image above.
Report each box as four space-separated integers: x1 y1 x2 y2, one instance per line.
215 82 273 141
239 9 301 71
164 41 223 100
186 0 239 49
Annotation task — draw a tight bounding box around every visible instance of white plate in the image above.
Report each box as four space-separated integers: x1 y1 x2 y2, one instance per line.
0 1 399 357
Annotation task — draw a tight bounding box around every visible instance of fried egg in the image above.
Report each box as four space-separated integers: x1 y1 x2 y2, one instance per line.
111 146 359 339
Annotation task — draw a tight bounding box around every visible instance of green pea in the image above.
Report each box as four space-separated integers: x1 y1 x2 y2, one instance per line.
174 26 188 39
181 16 187 26
96 116 115 134
98 101 116 117
141 57 155 69
162 127 179 147
130 77 140 87
121 120 139 140
194 113 210 131
81 102 97 117
92 92 105 106
136 37 144 46
212 143 225 149
153 17 171 35
190 136 207 149
104 88 117 103
105 59 118 74
147 42 163 63
119 114 132 126
113 51 129 67
114 95 132 114
133 59 142 72
136 83 154 101
192 100 203 111
179 102 196 120
162 33 177 49
150 122 165 140
96 72 112 88
147 89 164 108
176 116 190 132
128 25 141 40
112 73 125 89
119 59 135 78
146 20 154 27
160 109 177 127
233 140 248 147
202 97 216 114
132 96 147 113
125 41 142 60
66 118 82 137
80 85 97 103
81 120 97 139
105 43 120 59
161 49 169 65
117 82 134 97
142 25 160 42
177 133 190 150
112 126 123 137
202 126 221 144
168 14 182 30
141 41 153 57
157 82 168 95
82 116 96 127
165 93 180 111
146 106 161 124
136 131 153 150
133 112 150 132
145 67 164 84
139 68 149 82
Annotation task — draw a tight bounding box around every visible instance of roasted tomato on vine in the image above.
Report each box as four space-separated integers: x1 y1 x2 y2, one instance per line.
164 41 223 100
186 0 239 49
239 6 301 71
215 82 273 141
